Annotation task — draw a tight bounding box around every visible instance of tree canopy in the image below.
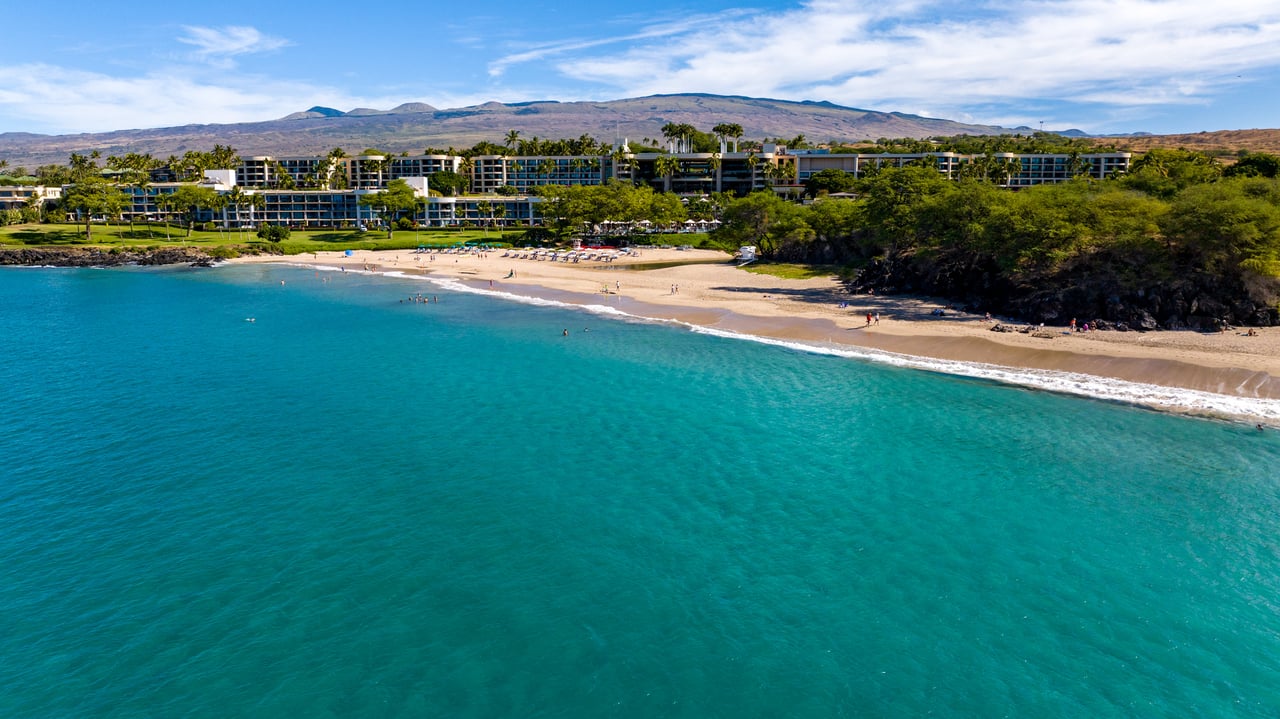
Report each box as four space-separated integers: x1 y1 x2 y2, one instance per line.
358 179 424 238
60 178 127 240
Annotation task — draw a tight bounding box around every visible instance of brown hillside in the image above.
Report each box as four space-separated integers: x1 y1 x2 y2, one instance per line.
0 94 1024 168
1100 129 1280 157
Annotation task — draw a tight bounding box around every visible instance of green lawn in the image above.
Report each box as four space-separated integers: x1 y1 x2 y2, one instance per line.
741 262 847 280
0 223 525 254
0 224 726 256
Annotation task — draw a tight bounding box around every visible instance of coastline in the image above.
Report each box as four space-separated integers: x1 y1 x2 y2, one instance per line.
228 247 1280 423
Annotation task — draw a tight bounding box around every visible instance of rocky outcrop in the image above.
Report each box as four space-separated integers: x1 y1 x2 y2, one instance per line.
0 247 215 267
848 248 1280 329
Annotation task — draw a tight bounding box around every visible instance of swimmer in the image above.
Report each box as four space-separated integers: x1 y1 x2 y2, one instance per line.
563 329 569 337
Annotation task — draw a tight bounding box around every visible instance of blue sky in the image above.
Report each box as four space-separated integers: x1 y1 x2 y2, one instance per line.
2 0 1279 137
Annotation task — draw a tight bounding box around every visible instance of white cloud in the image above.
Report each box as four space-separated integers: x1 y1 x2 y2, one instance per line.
486 9 760 78
0 64 406 134
178 26 289 66
523 0 1280 129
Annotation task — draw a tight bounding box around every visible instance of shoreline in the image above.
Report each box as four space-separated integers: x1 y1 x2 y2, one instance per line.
228 247 1280 424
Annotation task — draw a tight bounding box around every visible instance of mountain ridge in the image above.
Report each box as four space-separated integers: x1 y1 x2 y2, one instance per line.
0 94 1023 167
4 92 1278 169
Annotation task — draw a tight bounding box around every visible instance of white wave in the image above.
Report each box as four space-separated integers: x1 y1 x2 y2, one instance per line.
311 264 1280 423
684 325 1280 423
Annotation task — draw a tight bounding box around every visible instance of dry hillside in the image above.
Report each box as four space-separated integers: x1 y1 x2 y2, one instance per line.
1099 129 1280 157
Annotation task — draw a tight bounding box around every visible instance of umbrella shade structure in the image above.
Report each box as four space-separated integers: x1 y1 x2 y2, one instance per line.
344 250 354 256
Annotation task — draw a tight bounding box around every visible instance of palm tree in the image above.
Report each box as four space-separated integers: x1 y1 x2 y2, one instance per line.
709 152 723 193
324 147 348 189
660 123 682 152
713 123 744 153
654 154 681 193
248 192 266 229
775 160 798 197
1065 151 1090 179
459 156 475 193
712 124 732 152
746 152 760 188
224 186 246 234
505 130 520 151
537 158 558 185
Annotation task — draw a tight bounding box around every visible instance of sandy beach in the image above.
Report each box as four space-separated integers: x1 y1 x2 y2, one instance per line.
232 246 1280 419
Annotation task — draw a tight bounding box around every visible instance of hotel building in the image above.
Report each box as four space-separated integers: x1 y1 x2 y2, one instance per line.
47 145 1132 228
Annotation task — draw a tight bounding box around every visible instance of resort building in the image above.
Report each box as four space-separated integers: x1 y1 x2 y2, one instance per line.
791 150 1131 187
46 145 1133 229
0 185 61 210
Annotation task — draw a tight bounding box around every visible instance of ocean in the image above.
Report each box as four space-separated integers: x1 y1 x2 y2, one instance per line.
2 263 1279 718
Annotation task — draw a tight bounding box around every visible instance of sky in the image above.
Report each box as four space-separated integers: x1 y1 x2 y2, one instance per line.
1 0 1278 137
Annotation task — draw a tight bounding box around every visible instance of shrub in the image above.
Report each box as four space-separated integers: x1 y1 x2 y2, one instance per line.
205 246 241 259
257 225 291 243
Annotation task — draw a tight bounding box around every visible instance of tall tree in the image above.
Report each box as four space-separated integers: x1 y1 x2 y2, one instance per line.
224 186 249 235
324 147 348 189
537 158 559 185
654 154 681 193
68 151 102 182
157 185 221 237
61 178 127 241
358 179 424 238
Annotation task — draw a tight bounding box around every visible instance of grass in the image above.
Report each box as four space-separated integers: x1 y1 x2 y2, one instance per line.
0 224 729 256
741 262 846 280
0 223 528 253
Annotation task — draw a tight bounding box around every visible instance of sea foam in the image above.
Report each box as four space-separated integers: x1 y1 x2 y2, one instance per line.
372 266 1280 423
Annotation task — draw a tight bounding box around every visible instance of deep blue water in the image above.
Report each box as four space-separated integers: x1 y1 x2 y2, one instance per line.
2 264 1279 718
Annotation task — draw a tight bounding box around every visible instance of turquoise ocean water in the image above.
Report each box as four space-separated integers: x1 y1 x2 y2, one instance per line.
2 264 1280 718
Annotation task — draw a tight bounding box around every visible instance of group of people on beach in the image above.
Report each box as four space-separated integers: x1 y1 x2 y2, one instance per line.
1069 318 1095 332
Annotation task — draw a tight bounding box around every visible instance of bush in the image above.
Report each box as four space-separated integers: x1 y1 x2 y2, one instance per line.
257 225 291 243
206 246 241 259
396 217 415 231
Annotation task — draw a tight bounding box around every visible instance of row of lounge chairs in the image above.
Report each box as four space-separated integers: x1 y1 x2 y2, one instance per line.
414 247 489 256
498 249 629 263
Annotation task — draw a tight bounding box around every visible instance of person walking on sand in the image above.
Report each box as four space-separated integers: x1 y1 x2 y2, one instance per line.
874 313 880 325
866 313 872 326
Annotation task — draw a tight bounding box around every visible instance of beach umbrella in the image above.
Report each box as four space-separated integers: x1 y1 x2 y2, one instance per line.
344 249 353 257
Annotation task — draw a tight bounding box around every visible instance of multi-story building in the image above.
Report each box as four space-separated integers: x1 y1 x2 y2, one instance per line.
46 144 1135 229
469 155 611 194
0 185 61 211
792 150 1131 187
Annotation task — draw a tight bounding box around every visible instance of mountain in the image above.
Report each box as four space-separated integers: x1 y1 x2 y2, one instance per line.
278 105 347 120
0 94 1034 168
